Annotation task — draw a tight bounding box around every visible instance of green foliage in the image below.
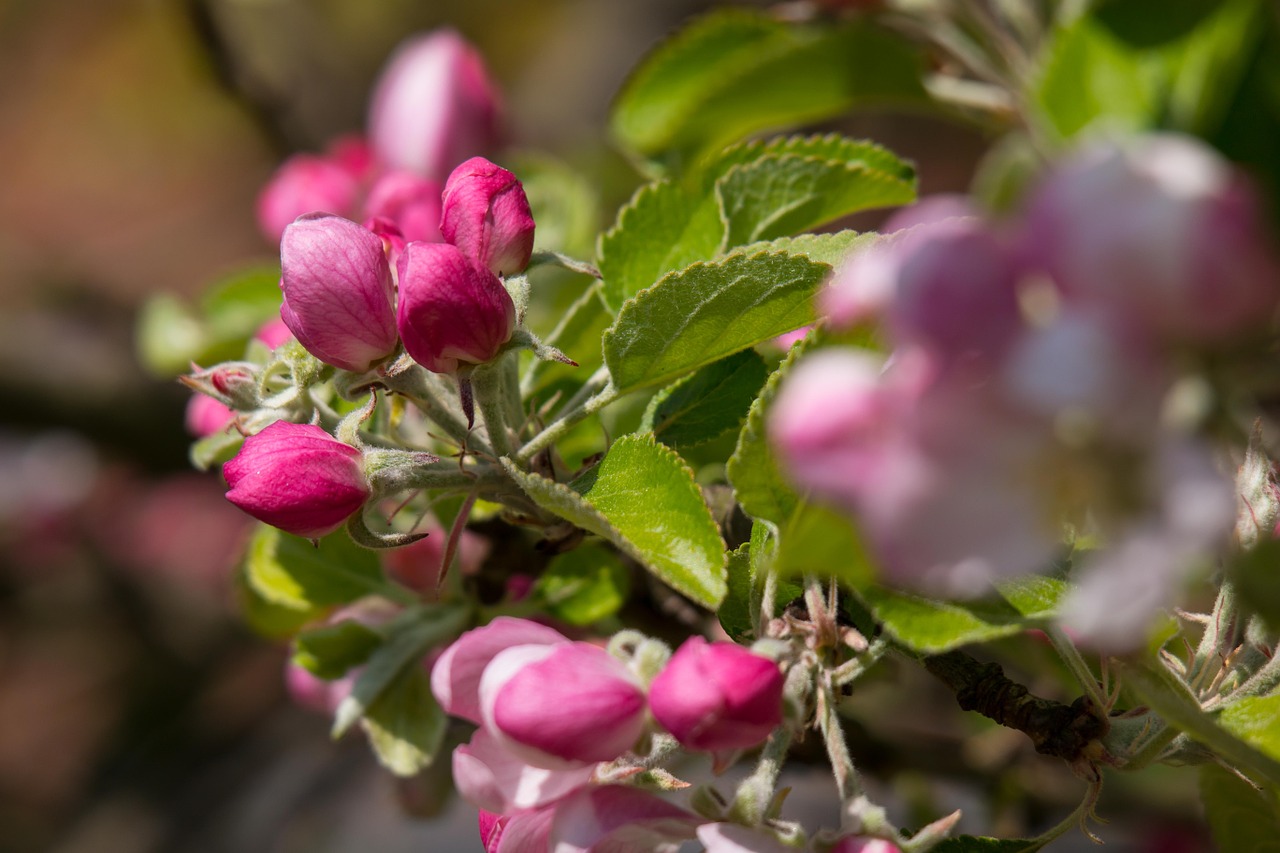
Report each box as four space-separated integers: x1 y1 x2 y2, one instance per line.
597 133 913 312
234 563 321 638
604 252 829 394
137 265 280 376
1232 538 1280 631
610 9 925 170
524 281 612 395
729 230 877 268
503 434 727 608
640 349 769 449
858 588 1039 654
718 543 757 643
189 428 245 472
775 502 874 590
995 575 1070 619
1218 696 1280 763
361 666 448 778
535 543 631 626
1121 659 1280 788
931 838 1045 853
726 330 817 526
243 524 407 611
1200 764 1280 853
292 621 383 680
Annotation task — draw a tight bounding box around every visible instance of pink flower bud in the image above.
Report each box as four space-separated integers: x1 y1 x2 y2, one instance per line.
284 659 353 714
480 642 647 767
257 154 361 244
279 214 398 372
1023 133 1280 342
396 241 516 373
362 170 443 243
223 421 370 538
368 29 502 181
431 617 570 725
440 157 536 276
697 823 793 853
649 637 783 753
253 316 293 350
185 394 234 437
547 785 699 853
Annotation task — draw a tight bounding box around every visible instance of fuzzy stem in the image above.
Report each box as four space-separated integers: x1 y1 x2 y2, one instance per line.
819 676 861 802
471 362 515 459
1045 625 1107 710
728 726 793 825
515 376 619 465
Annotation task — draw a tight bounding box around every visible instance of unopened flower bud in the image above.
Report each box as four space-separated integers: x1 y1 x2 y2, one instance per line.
363 170 443 243
280 214 398 373
480 641 647 767
223 421 370 538
369 29 502 181
256 138 371 243
185 394 234 437
440 157 535 276
649 637 783 752
396 241 516 373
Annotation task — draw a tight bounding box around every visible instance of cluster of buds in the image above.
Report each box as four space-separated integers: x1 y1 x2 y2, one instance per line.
772 132 1279 649
428 617 790 850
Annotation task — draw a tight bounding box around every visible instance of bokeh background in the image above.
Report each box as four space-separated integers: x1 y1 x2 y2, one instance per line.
4 1 1193 851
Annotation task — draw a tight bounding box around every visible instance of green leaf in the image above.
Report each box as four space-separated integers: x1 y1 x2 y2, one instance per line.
136 294 208 377
535 543 631 626
233 563 321 638
189 428 244 472
524 281 612 395
514 152 600 259
698 133 916 189
1120 658 1280 788
730 230 877 268
718 155 915 247
200 265 282 341
719 543 757 643
1031 16 1158 139
930 838 1045 853
858 588 1030 654
726 330 818 525
775 502 874 590
995 575 1070 620
293 621 383 680
604 252 829 394
1093 0 1227 47
1231 538 1280 631
333 606 468 736
1200 764 1280 853
1219 696 1280 763
597 178 726 313
244 524 404 611
502 434 727 609
640 350 769 449
610 10 925 168
361 666 448 777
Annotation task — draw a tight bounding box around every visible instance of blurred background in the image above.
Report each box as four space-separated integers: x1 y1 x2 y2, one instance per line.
3 1 1196 851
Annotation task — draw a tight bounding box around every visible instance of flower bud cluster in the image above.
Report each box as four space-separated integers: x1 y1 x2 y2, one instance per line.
773 133 1277 649
429 618 785 848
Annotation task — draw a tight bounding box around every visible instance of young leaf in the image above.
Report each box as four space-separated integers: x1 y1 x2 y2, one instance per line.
1120 658 1280 788
697 133 916 190
719 543 757 643
610 10 925 167
535 543 631 626
332 606 468 737
361 666 448 777
726 330 817 525
244 524 405 611
775 502 875 590
502 434 727 609
1199 764 1280 853
857 587 1031 654
293 621 383 680
728 230 877 269
234 563 321 638
1218 696 1280 763
717 155 915 247
189 428 244 472
603 252 829 394
597 179 725 312
640 349 769 449
995 575 1071 620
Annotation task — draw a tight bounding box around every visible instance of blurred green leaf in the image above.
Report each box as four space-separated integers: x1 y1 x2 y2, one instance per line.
640 349 769 449
996 575 1070 619
234 563 321 638
1093 0 1227 47
244 524 405 611
1200 764 1280 853
536 543 630 625
1219 696 1280 763
858 588 1030 654
726 331 817 525
293 621 383 680
611 10 925 169
776 502 874 590
503 434 727 609
515 152 601 259
603 252 828 394
524 281 612 395
362 666 448 777
1232 538 1280 632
